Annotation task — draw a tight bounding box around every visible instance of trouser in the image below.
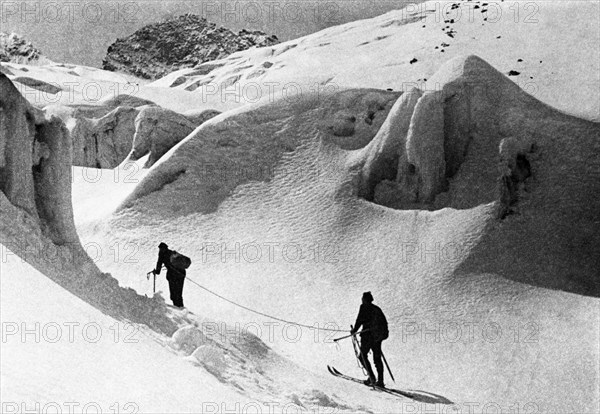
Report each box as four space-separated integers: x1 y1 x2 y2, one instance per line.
359 336 384 383
168 276 185 307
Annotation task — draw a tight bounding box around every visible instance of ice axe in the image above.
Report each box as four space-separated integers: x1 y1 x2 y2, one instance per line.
146 271 156 293
333 328 371 342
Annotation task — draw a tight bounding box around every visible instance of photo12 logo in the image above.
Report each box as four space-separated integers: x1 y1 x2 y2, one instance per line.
193 320 342 346
197 1 341 25
1 401 140 414
199 241 340 264
1 321 140 344
12 81 140 107
0 1 140 24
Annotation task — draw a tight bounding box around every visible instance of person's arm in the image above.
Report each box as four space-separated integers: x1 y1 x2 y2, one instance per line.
351 305 366 334
155 252 164 274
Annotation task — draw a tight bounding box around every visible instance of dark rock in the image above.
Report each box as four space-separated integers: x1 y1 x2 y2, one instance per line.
102 14 279 80
0 32 43 63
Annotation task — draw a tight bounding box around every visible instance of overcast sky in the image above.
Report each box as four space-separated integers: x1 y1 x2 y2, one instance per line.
1 0 420 67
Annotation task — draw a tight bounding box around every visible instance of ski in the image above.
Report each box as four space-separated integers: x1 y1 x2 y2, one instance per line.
327 365 417 400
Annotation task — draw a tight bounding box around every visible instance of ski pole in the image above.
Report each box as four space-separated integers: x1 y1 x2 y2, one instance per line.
333 328 371 342
381 350 395 383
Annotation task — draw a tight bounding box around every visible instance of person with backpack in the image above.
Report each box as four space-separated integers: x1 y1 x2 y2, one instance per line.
351 291 389 387
153 242 190 308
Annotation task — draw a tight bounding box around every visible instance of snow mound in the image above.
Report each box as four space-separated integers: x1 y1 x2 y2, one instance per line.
171 325 210 354
118 88 399 215
303 389 352 410
125 105 219 168
44 101 216 169
191 344 228 374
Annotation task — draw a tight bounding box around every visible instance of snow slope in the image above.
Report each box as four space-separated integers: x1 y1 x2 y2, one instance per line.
1 1 599 413
1 239 445 413
81 56 599 412
146 0 599 120
0 60 145 108
0 249 255 413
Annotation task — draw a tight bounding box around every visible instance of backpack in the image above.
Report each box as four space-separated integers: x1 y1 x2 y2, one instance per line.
170 250 191 271
375 307 389 341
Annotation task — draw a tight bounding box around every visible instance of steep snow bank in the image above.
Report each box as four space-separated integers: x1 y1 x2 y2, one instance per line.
0 72 77 245
0 73 176 335
0 248 256 412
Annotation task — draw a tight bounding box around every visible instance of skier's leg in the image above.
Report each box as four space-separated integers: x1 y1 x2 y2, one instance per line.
172 278 182 307
372 340 384 387
168 278 176 305
178 277 185 308
359 339 376 384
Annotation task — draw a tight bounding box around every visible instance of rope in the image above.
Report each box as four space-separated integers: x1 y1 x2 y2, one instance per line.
160 268 346 333
351 329 369 377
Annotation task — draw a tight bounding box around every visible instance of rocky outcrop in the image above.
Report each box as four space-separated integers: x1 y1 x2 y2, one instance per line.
0 73 77 245
0 32 43 64
102 14 279 80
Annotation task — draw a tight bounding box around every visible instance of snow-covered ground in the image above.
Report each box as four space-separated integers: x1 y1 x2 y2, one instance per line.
0 251 257 413
1 1 599 413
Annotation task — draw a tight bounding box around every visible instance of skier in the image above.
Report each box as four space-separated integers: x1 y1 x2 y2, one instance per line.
351 291 389 387
153 242 186 308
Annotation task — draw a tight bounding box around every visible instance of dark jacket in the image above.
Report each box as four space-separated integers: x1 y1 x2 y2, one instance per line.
354 303 389 342
155 248 186 280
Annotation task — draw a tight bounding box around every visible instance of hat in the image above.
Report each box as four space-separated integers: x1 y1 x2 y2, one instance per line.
362 291 374 302
158 242 168 249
